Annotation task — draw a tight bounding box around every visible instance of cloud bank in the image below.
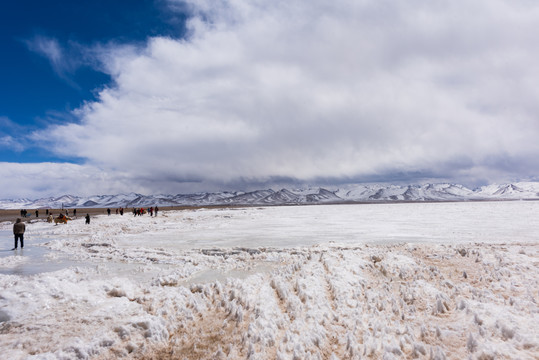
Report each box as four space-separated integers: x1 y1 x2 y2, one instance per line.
5 0 539 198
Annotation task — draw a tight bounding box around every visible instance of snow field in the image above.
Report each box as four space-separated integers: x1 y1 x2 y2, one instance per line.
3 244 532 359
112 243 537 359
0 203 538 359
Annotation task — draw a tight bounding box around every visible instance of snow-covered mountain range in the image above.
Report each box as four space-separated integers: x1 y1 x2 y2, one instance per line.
1 182 539 209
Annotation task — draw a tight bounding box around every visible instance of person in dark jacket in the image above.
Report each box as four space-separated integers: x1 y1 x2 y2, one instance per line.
85 214 90 225
13 218 25 250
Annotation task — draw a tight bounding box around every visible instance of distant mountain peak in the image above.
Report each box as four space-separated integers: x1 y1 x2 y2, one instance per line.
1 182 539 209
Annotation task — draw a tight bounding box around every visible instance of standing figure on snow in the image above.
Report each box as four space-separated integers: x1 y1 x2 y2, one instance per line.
107 208 111 216
12 218 25 250
85 214 90 225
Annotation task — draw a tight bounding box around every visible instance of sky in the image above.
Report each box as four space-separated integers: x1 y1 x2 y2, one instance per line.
1 0 539 199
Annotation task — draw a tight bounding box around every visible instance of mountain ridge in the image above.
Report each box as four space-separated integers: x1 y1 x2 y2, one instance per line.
1 182 539 209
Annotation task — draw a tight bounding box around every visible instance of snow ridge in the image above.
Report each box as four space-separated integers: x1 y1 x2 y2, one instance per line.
1 182 539 209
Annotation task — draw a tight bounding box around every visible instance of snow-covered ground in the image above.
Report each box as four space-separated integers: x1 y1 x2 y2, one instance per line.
0 202 538 359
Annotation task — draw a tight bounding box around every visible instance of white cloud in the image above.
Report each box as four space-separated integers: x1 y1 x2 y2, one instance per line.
0 117 26 152
26 36 67 74
20 0 539 196
0 136 24 152
24 35 94 87
0 163 115 199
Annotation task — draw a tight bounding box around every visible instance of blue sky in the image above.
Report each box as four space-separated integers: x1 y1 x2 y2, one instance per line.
1 0 539 199
0 0 185 163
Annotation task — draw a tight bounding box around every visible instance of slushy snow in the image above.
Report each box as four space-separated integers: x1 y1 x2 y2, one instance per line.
0 202 538 359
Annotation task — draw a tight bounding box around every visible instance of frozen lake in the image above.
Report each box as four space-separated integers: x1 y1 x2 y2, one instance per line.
110 200 539 247
0 230 90 276
0 201 538 359
1 201 539 276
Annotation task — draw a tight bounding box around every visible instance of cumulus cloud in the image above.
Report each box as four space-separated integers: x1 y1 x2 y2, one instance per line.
24 0 539 196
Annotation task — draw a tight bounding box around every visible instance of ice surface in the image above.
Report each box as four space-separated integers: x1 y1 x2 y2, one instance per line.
0 202 538 359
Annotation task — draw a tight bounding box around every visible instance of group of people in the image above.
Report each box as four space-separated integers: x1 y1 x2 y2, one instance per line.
11 205 162 249
106 208 138 216
87 206 160 221
21 208 76 219
132 206 159 216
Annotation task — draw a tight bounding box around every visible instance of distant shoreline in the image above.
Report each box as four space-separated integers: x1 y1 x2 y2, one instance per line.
0 206 196 223
1 198 537 223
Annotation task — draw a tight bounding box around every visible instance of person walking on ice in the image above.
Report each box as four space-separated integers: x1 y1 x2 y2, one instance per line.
12 218 25 250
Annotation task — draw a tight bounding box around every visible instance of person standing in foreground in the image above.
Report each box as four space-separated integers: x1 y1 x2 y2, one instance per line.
85 214 90 225
12 218 25 250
